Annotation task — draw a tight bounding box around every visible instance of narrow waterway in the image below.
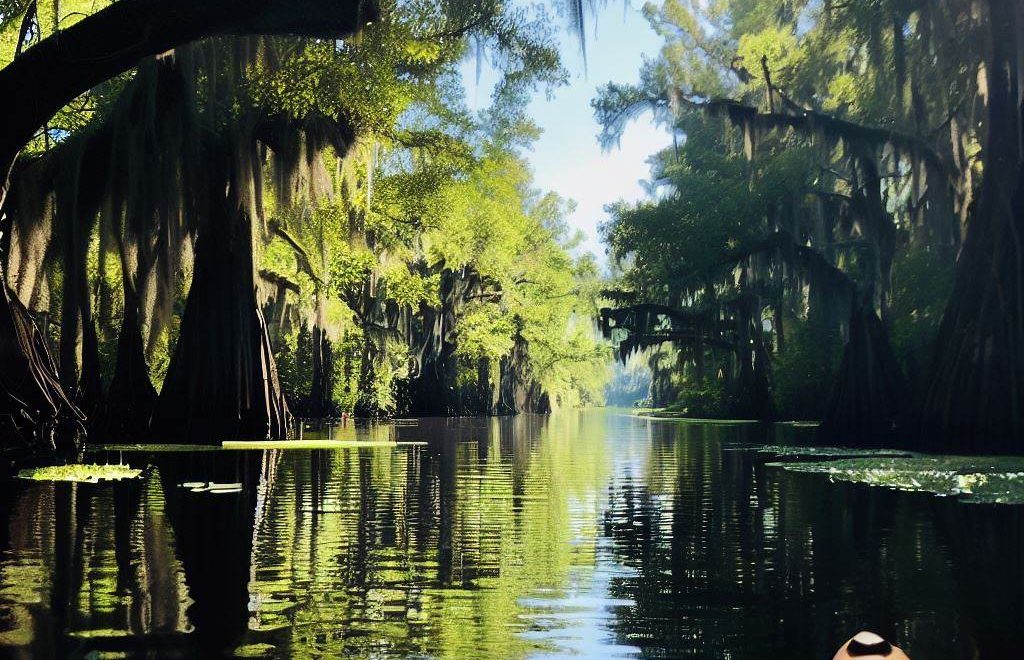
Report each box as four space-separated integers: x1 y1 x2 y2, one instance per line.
0 410 1020 658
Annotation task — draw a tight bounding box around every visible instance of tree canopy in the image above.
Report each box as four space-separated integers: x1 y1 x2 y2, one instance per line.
0 0 608 448
595 0 1020 452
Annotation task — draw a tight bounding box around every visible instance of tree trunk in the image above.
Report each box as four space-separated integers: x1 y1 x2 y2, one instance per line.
99 271 157 440
307 294 335 418
731 296 773 420
57 197 103 414
819 293 907 446
151 190 290 442
918 0 1024 453
403 269 464 416
498 332 548 415
0 0 372 450
353 341 380 418
476 357 495 415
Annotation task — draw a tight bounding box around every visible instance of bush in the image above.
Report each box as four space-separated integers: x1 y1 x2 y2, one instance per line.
667 379 729 418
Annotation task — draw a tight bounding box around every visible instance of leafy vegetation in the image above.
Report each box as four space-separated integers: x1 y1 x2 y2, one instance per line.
770 457 1024 505
595 0 1024 452
17 463 141 481
0 0 609 448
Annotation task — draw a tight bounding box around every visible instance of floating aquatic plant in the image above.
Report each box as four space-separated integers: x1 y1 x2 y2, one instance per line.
17 464 141 483
751 445 915 459
180 482 244 494
633 411 760 424
769 457 1024 504
90 444 221 452
233 643 277 657
67 628 133 638
221 440 424 450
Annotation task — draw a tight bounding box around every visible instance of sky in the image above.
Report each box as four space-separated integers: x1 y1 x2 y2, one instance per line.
461 1 672 268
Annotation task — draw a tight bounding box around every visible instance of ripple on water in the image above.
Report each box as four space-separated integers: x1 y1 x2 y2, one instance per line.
0 413 1019 659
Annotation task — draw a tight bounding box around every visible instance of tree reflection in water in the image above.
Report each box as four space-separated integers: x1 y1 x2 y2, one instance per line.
0 411 1019 658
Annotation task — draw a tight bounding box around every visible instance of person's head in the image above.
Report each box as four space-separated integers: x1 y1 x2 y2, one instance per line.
833 632 910 660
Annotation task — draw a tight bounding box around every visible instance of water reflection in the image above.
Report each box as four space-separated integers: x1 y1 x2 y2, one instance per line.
0 468 191 658
0 411 1020 658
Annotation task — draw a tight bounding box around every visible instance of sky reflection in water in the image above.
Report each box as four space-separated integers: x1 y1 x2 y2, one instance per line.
0 410 1020 658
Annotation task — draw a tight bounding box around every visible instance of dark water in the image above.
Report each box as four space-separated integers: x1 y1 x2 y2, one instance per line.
0 410 1021 659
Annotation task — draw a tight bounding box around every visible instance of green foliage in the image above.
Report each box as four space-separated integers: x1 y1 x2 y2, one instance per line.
771 315 843 420
666 380 728 418
594 0 986 427
275 326 315 408
889 245 954 382
379 263 439 308
4 0 613 424
17 464 141 482
328 244 377 295
601 112 816 300
455 303 515 362
735 25 806 90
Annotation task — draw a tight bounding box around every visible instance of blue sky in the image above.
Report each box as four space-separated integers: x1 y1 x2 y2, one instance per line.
462 1 672 267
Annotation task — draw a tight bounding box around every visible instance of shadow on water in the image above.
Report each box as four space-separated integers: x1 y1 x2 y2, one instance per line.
0 411 1019 658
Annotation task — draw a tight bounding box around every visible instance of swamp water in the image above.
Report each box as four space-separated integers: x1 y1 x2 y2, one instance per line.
0 410 1020 658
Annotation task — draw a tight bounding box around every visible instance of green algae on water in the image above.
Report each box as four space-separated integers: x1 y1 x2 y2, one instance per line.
67 628 133 638
750 445 915 459
222 439 425 450
634 412 760 425
769 456 1024 504
17 464 141 482
233 643 277 657
89 444 221 452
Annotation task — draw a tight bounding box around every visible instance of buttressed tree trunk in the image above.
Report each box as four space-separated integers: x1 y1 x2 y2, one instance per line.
498 331 550 415
918 0 1024 453
819 291 907 446
99 268 158 440
0 0 373 449
152 166 291 442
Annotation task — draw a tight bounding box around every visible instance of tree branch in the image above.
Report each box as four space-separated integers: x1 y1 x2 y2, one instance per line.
269 220 324 287
0 0 377 207
673 91 951 176
14 0 37 58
